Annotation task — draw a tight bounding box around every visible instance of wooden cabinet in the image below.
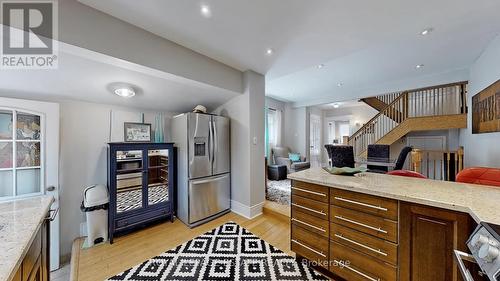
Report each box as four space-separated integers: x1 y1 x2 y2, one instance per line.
291 181 330 270
291 180 476 281
12 219 49 281
399 203 474 281
107 143 176 243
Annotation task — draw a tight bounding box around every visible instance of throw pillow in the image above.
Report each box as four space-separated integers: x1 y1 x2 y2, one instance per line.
289 153 301 162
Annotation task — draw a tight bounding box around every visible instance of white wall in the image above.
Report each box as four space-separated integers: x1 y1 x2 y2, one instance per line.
59 100 173 257
459 34 500 167
214 71 265 219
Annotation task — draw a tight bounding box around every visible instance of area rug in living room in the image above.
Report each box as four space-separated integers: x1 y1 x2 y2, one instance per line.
106 222 327 281
266 179 291 205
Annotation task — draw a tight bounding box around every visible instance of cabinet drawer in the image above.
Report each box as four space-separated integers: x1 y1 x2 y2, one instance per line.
22 227 41 281
292 181 329 203
291 224 329 269
115 208 168 229
330 241 397 281
291 209 329 237
330 223 398 265
331 188 398 220
330 205 398 243
291 195 329 219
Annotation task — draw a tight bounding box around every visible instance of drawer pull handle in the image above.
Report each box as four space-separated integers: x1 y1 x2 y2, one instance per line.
334 234 387 256
334 260 380 281
334 197 388 211
292 203 326 216
292 218 326 233
292 187 327 197
291 239 326 258
334 215 387 234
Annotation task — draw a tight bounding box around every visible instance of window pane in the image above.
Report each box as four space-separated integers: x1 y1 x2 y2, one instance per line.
0 110 13 140
0 143 13 168
17 112 41 140
0 170 13 197
17 142 40 167
16 168 41 195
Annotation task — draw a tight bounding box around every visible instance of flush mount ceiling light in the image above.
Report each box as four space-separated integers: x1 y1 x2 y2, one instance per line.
337 82 344 87
332 103 340 108
415 64 424 69
266 48 274 55
112 84 136 98
420 28 434 36
200 4 212 18
317 64 325 69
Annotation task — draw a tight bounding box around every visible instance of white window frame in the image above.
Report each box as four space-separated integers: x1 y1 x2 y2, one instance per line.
0 106 45 201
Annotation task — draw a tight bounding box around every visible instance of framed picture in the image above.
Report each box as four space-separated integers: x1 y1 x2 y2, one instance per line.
472 79 500 134
124 122 152 142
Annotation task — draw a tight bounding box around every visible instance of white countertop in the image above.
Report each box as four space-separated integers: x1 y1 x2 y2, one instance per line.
0 196 54 281
288 168 500 225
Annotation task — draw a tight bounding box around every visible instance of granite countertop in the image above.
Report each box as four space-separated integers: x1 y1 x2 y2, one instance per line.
288 168 500 225
0 196 54 281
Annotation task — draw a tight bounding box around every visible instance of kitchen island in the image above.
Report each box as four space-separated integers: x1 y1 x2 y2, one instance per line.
288 168 498 281
0 196 53 281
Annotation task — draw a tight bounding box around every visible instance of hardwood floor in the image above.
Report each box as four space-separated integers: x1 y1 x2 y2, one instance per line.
72 212 291 281
263 199 290 219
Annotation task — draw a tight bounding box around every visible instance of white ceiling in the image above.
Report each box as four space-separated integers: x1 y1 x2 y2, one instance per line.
0 48 238 112
79 0 500 104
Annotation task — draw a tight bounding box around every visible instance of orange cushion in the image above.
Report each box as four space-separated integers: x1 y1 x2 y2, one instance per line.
387 170 427 179
456 167 500 187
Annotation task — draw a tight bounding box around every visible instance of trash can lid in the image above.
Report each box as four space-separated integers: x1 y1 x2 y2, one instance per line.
83 184 109 207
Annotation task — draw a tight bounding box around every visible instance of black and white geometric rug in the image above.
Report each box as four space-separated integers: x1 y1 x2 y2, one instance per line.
106 222 328 281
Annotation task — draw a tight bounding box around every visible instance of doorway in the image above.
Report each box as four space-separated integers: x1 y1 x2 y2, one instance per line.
309 114 321 167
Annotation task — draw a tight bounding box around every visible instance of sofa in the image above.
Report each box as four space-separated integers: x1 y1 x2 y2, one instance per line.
271 146 310 173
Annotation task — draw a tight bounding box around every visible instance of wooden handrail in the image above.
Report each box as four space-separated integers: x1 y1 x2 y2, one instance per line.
349 91 409 141
348 82 468 156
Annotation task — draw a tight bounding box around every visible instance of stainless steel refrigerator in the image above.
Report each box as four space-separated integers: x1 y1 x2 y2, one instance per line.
172 112 230 227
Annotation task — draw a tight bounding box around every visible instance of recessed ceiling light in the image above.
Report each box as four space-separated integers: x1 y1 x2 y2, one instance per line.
332 103 340 108
200 4 212 18
420 28 434 36
317 64 325 69
415 64 424 69
113 85 136 98
337 82 343 87
266 48 274 55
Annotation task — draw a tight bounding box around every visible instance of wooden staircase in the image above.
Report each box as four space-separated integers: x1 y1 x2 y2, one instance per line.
349 82 468 156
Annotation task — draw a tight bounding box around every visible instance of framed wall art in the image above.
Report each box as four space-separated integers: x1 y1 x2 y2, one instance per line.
124 122 152 142
472 79 500 134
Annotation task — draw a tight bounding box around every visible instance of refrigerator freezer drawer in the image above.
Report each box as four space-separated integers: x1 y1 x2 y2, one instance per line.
189 174 230 224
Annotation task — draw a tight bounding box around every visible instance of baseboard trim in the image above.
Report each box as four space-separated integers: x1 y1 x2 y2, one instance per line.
231 200 264 219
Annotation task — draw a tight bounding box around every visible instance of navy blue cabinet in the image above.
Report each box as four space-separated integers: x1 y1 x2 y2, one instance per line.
107 142 176 243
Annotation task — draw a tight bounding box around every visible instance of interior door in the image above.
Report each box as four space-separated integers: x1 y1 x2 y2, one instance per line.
212 116 230 175
309 114 321 167
0 97 60 271
188 113 211 179
188 174 230 223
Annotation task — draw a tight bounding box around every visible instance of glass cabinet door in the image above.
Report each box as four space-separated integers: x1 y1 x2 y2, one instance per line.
115 150 144 214
147 149 169 205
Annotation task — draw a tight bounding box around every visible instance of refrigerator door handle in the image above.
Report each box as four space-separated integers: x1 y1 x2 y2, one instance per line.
191 174 227 185
207 119 211 166
213 119 217 169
